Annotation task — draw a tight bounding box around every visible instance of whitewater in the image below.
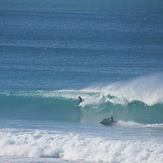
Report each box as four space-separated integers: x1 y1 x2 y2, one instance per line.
0 119 163 163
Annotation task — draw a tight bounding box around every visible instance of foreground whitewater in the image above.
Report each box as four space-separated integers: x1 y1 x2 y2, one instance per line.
0 119 163 163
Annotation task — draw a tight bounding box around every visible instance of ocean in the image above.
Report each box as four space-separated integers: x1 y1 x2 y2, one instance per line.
0 0 163 162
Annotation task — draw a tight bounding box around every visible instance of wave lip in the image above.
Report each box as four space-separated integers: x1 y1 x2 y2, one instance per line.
97 73 163 106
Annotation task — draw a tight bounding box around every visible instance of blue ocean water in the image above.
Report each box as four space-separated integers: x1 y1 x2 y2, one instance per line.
0 0 163 162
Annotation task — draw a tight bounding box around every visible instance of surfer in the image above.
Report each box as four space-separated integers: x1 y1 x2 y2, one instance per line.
78 96 83 103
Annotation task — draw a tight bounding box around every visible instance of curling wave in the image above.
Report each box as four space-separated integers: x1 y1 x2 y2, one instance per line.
0 74 163 124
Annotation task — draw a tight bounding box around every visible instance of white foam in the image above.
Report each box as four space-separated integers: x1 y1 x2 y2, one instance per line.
143 123 163 128
116 121 143 127
0 129 163 163
84 73 163 106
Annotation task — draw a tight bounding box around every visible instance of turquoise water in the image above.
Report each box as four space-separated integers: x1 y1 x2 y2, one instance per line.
0 0 163 162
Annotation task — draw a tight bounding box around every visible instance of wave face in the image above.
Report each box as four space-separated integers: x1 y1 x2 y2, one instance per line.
0 75 163 124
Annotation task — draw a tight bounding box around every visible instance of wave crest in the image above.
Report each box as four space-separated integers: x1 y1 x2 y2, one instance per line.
84 73 163 106
0 74 163 124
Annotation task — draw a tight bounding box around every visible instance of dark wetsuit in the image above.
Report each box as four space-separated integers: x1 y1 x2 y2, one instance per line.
78 96 83 103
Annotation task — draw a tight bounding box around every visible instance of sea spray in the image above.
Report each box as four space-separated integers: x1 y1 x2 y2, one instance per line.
84 73 163 106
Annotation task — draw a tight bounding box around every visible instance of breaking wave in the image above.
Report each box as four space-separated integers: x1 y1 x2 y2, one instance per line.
0 74 163 124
